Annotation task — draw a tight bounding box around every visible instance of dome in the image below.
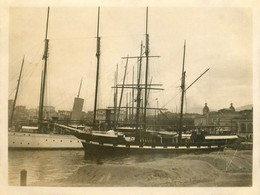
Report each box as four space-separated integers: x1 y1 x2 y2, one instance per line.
203 103 209 115
229 103 235 111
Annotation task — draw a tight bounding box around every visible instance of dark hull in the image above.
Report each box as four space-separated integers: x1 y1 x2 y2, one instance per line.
71 130 237 155
82 141 225 156
71 131 93 141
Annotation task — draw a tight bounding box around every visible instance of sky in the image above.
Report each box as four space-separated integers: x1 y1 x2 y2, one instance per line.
8 7 253 114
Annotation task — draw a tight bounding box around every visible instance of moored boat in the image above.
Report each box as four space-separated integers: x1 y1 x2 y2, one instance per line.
8 7 83 149
9 131 82 149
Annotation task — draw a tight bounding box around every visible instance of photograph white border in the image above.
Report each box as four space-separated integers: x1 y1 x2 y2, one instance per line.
1 0 259 194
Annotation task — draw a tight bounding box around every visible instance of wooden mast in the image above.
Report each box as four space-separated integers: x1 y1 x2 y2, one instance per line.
132 66 135 123
177 41 210 142
144 7 149 131
125 92 128 121
38 7 50 130
93 6 101 125
135 42 143 134
9 56 25 128
115 57 129 130
178 40 186 142
113 64 118 128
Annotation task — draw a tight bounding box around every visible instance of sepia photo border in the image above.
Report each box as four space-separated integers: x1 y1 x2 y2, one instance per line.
1 0 260 194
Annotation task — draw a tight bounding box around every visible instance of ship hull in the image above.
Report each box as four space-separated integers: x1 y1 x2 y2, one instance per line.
8 132 83 149
82 140 224 156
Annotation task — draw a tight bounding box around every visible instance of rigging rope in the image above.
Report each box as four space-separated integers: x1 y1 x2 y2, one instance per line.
9 59 42 99
161 90 182 109
9 42 43 83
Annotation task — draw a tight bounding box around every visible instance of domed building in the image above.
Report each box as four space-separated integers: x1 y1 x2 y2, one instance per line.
194 103 253 138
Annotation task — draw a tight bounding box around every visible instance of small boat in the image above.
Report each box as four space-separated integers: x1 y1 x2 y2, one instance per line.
69 7 238 155
8 7 82 149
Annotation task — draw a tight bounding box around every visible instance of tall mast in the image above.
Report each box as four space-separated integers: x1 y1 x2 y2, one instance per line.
135 42 143 133
132 66 135 122
144 7 149 131
156 99 159 126
115 57 129 130
77 77 83 98
126 93 128 121
9 56 25 128
178 40 186 142
113 64 118 128
93 6 101 124
146 77 153 106
38 7 50 129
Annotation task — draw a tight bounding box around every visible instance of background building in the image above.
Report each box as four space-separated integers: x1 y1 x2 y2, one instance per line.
194 103 253 137
15 105 28 121
58 110 71 120
39 106 57 120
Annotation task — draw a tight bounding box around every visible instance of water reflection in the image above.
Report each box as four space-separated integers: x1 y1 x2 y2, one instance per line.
9 150 85 186
9 149 252 187
84 152 182 165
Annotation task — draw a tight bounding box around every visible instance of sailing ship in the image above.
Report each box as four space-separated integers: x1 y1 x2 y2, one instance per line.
8 7 82 149
68 7 238 155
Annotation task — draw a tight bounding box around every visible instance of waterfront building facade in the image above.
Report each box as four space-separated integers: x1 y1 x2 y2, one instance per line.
194 103 253 138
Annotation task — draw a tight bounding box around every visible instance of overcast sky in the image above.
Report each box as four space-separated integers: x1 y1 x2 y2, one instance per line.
9 7 252 114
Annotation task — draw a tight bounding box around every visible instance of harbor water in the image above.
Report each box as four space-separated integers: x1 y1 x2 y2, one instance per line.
8 149 252 187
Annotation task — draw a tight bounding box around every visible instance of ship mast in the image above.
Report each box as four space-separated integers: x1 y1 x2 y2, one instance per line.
113 64 118 128
178 41 186 142
135 42 143 133
143 7 149 131
115 58 129 130
9 56 25 128
125 93 128 121
177 41 210 142
111 7 160 135
131 66 135 122
93 6 101 125
38 7 50 130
